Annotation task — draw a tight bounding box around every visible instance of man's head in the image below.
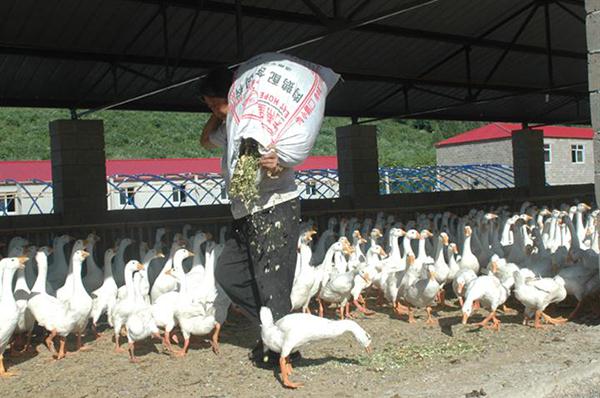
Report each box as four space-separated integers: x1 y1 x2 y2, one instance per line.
197 67 233 119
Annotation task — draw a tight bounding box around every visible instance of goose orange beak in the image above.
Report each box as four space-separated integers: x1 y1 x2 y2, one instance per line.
81 250 91 258
457 282 464 295
17 256 28 266
462 313 469 324
365 345 373 354
136 262 144 271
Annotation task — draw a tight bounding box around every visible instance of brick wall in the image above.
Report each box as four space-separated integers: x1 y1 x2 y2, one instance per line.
436 139 513 166
544 138 594 185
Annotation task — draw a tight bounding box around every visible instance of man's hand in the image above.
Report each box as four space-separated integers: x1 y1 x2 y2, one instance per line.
260 150 283 178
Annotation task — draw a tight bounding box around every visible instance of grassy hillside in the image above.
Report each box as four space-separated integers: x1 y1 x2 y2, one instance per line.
0 107 482 167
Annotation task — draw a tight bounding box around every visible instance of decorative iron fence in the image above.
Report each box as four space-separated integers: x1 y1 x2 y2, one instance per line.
1 164 516 216
379 164 515 194
0 179 54 216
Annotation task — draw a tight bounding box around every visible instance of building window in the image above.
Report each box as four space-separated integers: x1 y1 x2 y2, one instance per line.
543 144 551 163
119 187 136 206
571 144 584 164
0 194 16 214
305 181 317 196
220 187 228 200
172 185 187 203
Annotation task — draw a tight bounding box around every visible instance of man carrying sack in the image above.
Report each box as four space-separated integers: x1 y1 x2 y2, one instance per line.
199 53 339 365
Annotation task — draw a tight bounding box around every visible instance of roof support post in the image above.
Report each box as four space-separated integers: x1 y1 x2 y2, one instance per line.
511 128 546 195
50 120 107 225
585 0 600 203
336 124 380 206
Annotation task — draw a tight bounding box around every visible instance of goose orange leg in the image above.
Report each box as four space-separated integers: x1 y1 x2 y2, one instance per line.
45 330 58 355
353 299 375 316
76 333 92 352
425 307 438 325
54 336 66 360
473 311 495 329
128 342 139 363
0 354 17 378
21 331 33 353
317 299 324 318
174 339 190 357
407 306 416 324
279 356 303 389
210 323 221 355
114 331 126 353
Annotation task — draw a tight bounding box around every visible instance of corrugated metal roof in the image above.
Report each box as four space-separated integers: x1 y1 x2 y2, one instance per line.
0 0 590 123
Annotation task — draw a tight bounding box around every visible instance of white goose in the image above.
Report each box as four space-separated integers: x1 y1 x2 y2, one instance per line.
260 306 372 389
291 230 318 312
0 256 28 376
90 248 118 337
151 248 194 353
459 226 480 274
150 240 185 303
56 239 87 302
110 260 145 353
125 271 160 363
402 264 441 325
12 246 35 354
28 249 92 359
172 265 219 357
461 274 510 330
513 269 567 328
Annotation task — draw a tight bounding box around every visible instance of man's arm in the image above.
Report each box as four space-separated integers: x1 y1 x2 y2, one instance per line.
200 113 224 150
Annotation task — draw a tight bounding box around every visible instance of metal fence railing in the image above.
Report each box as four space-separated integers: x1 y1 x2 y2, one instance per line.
1 164 516 216
379 164 515 194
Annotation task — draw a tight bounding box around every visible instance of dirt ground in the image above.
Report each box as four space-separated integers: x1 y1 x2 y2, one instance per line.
2 296 600 398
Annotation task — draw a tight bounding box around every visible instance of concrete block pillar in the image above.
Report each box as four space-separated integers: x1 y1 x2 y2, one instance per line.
50 120 107 224
511 128 546 194
336 124 380 202
586 0 600 202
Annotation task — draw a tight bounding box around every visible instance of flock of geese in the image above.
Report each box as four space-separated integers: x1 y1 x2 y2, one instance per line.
0 201 598 389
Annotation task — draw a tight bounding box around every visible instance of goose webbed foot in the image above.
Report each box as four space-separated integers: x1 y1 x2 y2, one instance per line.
542 312 567 325
501 304 518 315
425 307 438 326
0 355 17 377
279 356 303 389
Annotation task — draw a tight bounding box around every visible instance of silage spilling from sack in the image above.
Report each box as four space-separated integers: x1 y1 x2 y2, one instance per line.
226 52 340 211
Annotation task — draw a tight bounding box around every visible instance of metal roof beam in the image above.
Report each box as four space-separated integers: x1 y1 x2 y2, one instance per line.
340 71 587 98
0 44 221 69
125 0 586 60
0 43 587 98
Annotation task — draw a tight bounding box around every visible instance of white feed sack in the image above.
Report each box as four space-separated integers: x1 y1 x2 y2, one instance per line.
225 52 340 177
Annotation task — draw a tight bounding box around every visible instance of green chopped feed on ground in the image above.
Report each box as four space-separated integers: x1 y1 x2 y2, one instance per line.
358 340 483 372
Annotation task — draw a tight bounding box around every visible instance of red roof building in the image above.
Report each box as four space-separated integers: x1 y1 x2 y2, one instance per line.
436 123 593 147
0 156 338 182
435 123 594 186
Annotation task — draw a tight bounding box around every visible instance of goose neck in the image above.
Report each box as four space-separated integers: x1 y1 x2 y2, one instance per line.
32 255 48 293
1 266 18 305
